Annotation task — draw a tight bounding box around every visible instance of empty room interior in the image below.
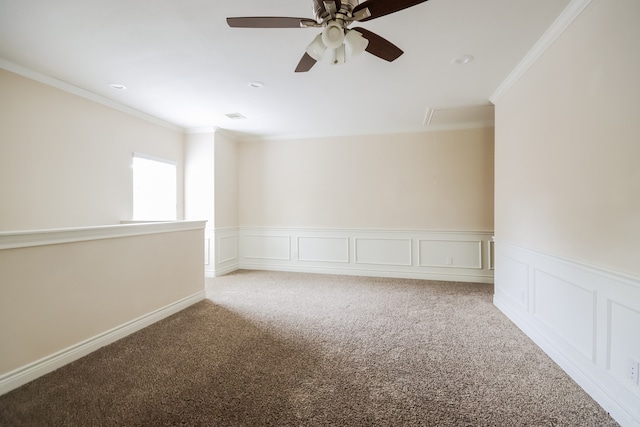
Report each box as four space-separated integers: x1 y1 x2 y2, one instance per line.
0 0 639 425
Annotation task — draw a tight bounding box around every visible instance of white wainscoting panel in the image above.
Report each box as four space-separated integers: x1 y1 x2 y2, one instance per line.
298 236 349 263
210 227 239 277
355 238 412 266
218 235 238 264
532 269 597 362
493 239 640 427
419 240 482 269
242 235 291 261
232 228 494 283
609 301 640 384
494 251 529 309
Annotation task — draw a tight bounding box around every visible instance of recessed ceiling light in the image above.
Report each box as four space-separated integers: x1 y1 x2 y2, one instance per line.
225 113 246 120
453 55 474 65
109 83 127 90
248 81 264 89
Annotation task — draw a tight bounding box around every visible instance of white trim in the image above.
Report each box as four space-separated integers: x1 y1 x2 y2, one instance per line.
243 126 495 143
186 126 218 134
489 0 593 104
0 220 207 250
0 291 205 396
211 264 239 277
420 121 495 132
238 226 494 235
0 58 184 133
497 238 640 285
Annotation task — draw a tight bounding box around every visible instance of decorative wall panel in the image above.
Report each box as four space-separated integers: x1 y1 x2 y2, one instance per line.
242 234 290 261
419 240 482 269
355 238 412 266
298 236 349 263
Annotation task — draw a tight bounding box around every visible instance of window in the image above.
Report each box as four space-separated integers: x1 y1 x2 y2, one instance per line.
132 153 177 221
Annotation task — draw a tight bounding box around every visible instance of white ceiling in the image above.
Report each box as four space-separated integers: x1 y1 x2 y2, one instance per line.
0 0 571 139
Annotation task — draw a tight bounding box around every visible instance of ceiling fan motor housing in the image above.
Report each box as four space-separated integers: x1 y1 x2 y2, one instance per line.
313 0 359 22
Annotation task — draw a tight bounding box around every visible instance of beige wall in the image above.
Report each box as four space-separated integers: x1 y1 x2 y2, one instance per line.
184 132 215 224
214 131 239 228
238 128 494 231
0 69 185 231
494 0 640 276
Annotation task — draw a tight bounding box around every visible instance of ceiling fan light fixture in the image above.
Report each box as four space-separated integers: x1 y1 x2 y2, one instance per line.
306 33 327 61
332 44 346 65
226 0 431 72
344 29 369 58
321 21 345 49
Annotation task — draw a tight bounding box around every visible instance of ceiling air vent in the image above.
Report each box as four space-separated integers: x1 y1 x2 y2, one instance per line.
225 113 246 120
423 105 495 129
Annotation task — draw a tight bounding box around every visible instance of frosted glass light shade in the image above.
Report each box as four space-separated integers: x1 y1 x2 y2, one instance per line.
306 33 327 61
345 29 369 58
322 22 345 49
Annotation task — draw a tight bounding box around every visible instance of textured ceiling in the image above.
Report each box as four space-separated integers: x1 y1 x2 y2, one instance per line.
0 0 571 138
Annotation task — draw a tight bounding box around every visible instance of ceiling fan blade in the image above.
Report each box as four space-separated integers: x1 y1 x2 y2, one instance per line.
295 52 317 72
352 27 403 62
227 17 310 28
353 0 428 22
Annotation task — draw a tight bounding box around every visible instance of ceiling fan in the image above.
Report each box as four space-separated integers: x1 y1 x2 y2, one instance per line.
227 0 429 72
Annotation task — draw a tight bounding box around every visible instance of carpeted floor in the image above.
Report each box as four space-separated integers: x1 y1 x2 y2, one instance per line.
0 270 618 426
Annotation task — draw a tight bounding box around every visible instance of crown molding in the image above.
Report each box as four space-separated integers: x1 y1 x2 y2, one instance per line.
185 126 218 135
0 58 184 133
489 0 593 104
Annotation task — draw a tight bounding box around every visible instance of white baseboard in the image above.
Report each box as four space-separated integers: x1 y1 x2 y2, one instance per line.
0 291 205 396
212 227 494 283
239 262 494 284
494 240 640 427
210 264 239 277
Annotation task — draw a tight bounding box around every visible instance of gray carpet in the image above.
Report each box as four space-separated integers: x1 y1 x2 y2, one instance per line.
0 270 618 426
